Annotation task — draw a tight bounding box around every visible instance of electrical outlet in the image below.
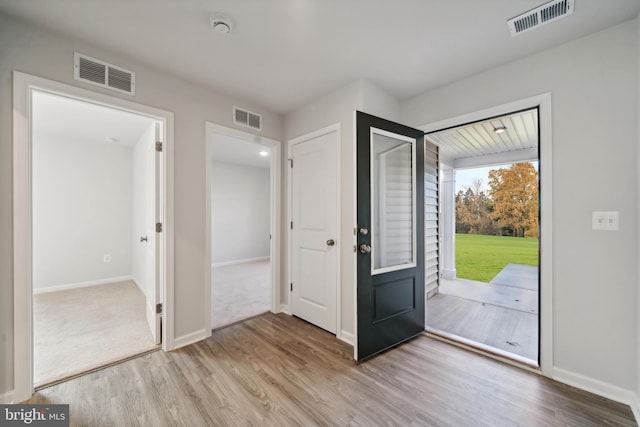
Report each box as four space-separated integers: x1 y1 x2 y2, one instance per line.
103 254 111 263
592 211 619 231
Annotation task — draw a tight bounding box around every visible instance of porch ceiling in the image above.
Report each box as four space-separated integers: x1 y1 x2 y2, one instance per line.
426 108 538 169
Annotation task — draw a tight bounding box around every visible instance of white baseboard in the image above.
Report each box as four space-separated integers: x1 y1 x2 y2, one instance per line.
338 330 355 346
172 329 209 350
0 389 15 404
131 277 146 296
553 367 635 407
631 393 640 424
33 275 135 294
211 256 270 268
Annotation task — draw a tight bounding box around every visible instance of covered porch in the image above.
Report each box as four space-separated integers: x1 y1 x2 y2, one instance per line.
427 264 538 362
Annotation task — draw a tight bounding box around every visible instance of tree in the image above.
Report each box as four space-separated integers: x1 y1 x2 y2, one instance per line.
455 179 498 235
487 163 538 238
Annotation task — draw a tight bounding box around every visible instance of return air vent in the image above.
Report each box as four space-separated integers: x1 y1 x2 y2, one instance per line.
233 106 262 131
508 0 574 37
74 53 136 95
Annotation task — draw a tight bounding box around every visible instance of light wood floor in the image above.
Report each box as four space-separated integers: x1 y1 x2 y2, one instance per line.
28 313 637 426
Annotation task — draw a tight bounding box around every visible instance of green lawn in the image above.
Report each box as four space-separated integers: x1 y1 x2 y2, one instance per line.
455 233 538 283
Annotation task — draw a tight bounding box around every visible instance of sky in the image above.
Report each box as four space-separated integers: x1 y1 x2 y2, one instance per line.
454 162 539 193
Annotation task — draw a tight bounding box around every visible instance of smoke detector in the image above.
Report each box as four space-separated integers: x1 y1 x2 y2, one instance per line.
210 14 233 35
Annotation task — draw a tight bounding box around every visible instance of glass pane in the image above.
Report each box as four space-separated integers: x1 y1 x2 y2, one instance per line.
372 131 415 272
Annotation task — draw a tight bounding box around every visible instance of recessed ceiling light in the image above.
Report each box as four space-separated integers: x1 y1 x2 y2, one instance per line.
259 151 269 157
104 137 119 143
493 126 507 134
210 14 233 35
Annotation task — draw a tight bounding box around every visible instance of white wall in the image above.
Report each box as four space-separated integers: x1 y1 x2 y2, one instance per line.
402 19 638 393
32 135 133 290
0 12 283 395
132 123 156 295
211 161 270 264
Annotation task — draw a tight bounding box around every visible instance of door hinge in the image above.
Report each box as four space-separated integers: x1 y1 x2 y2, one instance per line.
155 141 163 152
156 303 162 314
290 283 293 292
156 222 163 233
290 221 293 230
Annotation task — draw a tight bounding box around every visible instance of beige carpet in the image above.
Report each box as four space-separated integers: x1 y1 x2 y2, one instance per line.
34 280 159 388
212 259 271 329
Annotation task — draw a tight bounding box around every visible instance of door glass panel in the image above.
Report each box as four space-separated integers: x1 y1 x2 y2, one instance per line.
371 129 416 274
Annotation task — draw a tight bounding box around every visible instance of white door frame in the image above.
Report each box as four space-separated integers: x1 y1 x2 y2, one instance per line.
204 122 282 329
419 93 553 377
287 124 341 334
12 71 175 403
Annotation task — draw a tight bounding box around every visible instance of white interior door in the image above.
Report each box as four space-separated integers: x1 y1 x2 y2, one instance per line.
290 129 338 334
146 123 162 344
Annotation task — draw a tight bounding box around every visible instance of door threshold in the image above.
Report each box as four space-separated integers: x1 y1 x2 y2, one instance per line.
34 346 161 391
425 327 540 373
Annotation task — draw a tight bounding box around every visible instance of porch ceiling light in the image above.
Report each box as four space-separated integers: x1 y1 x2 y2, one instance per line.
493 126 507 134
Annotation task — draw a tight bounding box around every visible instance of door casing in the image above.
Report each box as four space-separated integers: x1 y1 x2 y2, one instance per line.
204 122 282 330
12 71 175 403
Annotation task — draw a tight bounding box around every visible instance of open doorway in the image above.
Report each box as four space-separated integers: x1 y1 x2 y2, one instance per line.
425 108 541 365
206 123 280 330
31 90 162 387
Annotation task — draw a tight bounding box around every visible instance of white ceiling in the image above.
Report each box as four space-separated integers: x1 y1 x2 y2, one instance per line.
32 90 156 146
428 108 539 168
210 133 272 169
1 1 638 114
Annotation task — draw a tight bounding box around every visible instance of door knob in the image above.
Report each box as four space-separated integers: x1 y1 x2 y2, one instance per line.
359 227 369 236
359 244 371 254
140 236 148 242
326 239 335 247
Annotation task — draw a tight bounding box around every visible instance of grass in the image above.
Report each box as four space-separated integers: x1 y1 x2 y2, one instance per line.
455 233 538 283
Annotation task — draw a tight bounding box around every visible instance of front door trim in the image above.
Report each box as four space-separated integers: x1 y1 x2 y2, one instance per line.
418 93 552 377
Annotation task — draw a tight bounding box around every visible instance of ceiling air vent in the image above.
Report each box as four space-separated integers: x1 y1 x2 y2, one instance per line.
233 106 262 131
508 0 574 37
74 52 136 95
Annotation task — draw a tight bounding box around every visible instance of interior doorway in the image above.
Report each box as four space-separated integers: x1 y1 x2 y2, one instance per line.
30 90 163 387
424 108 541 365
205 123 281 330
13 72 175 402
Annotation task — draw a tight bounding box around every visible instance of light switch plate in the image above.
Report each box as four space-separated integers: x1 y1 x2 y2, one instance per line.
592 211 619 231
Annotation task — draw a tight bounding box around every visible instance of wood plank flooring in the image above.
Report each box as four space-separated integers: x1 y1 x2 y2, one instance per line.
27 313 637 426
428 293 538 361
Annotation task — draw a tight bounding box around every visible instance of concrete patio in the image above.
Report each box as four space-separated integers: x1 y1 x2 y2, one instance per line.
426 264 539 362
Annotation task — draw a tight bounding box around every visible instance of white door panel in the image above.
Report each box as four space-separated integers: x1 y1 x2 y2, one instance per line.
291 130 338 334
